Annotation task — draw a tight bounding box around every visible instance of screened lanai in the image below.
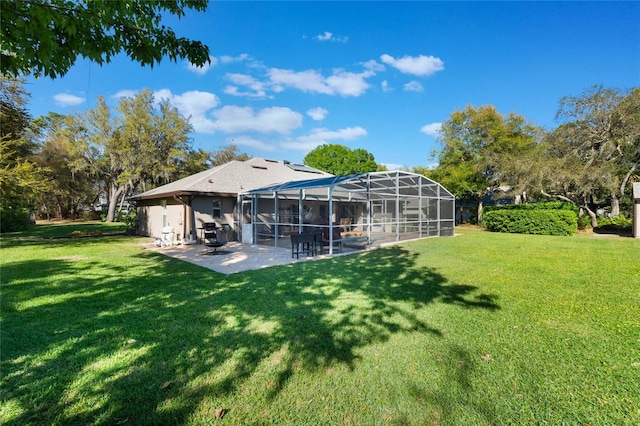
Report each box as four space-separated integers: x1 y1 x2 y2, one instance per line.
237 171 455 254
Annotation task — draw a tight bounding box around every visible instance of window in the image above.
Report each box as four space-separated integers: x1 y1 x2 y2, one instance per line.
212 198 222 218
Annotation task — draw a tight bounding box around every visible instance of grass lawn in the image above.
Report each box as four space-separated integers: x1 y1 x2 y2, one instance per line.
1 223 639 425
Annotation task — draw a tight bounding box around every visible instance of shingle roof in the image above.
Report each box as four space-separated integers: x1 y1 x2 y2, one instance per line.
129 158 332 200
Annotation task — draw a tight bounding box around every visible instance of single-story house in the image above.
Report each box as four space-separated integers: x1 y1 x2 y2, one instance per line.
129 158 332 243
131 158 456 253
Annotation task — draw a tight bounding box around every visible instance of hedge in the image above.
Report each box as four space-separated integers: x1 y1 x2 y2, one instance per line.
483 209 578 236
484 201 578 213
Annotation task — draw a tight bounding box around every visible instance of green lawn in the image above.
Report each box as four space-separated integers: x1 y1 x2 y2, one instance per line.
2 224 639 425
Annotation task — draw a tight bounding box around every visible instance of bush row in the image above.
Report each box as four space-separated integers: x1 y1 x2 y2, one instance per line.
484 201 578 213
483 209 578 236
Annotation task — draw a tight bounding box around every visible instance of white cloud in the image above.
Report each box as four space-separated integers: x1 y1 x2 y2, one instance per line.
226 135 275 151
220 53 250 63
268 68 333 95
186 54 249 74
154 89 220 133
314 31 348 42
282 126 367 151
210 106 303 134
361 59 385 73
420 122 442 136
113 89 138 99
307 107 328 121
268 67 371 97
315 31 333 41
380 54 444 76
381 80 392 92
224 73 268 98
187 55 219 75
53 93 85 107
326 70 370 96
404 81 424 92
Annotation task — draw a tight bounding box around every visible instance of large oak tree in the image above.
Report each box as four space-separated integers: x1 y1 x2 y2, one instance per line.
66 89 193 222
430 105 540 221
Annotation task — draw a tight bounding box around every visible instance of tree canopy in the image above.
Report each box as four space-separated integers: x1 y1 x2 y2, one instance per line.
1 0 210 78
430 105 540 218
0 76 50 231
430 87 640 226
303 144 378 175
65 89 194 222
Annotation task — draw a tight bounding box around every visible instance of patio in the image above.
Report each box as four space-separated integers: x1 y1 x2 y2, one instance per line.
143 233 428 274
144 240 358 274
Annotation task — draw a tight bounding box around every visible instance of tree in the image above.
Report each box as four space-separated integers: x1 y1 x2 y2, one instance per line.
304 144 378 175
210 144 251 167
67 89 193 222
553 85 640 217
31 112 97 219
430 105 540 221
0 75 50 231
1 0 210 78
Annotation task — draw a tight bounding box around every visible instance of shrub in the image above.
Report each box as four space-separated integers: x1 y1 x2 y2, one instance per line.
484 201 578 213
576 214 592 230
0 202 33 233
484 209 578 236
596 216 632 233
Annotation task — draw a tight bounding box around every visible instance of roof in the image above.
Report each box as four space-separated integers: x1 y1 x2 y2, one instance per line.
130 158 332 201
242 170 455 200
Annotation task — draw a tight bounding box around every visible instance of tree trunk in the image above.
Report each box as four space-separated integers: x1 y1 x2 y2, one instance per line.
610 194 620 217
477 198 484 224
106 183 123 222
583 204 598 228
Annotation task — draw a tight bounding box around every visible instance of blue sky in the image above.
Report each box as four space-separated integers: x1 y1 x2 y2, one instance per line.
26 1 640 169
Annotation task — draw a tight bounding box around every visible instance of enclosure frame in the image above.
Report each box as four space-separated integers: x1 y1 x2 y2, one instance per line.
238 171 455 254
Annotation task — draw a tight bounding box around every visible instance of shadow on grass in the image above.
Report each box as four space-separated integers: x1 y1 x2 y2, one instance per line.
2 241 499 425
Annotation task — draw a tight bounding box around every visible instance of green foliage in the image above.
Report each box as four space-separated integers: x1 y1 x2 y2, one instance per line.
0 77 51 231
304 144 378 175
484 201 578 213
0 201 33 233
430 105 541 222
1 0 210 79
596 215 633 233
576 214 592 230
67 89 193 222
484 209 578 235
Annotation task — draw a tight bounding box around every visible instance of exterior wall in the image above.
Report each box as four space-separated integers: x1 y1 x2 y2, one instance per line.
188 196 238 241
136 198 184 240
634 198 640 238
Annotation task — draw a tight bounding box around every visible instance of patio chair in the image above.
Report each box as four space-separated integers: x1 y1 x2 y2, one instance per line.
204 227 228 255
160 226 175 247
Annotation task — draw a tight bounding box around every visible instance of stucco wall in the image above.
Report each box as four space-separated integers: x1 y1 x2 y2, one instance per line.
136 198 184 239
136 196 238 241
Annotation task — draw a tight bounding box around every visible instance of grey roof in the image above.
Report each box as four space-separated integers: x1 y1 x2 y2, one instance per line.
130 158 332 200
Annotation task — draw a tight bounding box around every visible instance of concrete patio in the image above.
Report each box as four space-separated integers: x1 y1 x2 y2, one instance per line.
143 240 360 274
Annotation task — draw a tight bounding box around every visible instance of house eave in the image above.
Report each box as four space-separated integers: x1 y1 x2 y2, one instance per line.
129 190 238 202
